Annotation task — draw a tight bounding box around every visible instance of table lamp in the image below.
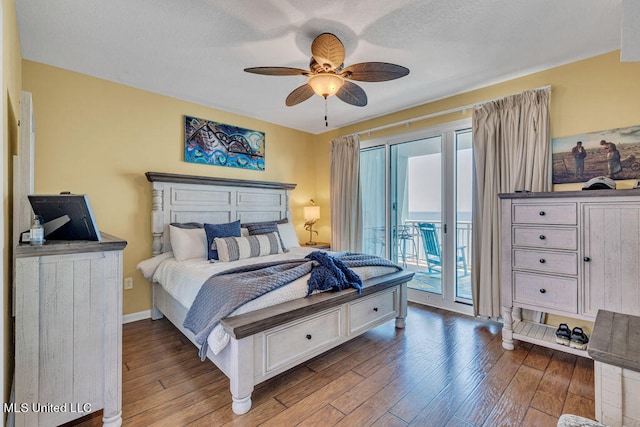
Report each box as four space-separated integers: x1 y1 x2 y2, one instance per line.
303 200 320 245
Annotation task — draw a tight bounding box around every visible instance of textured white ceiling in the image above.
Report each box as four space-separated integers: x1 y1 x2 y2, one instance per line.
15 0 629 134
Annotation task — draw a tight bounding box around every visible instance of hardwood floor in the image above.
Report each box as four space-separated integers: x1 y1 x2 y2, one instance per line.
70 303 596 426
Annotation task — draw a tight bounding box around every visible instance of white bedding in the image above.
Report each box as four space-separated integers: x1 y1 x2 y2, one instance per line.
149 247 398 354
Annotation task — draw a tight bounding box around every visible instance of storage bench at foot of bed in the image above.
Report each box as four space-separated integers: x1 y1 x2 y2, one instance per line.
248 284 402 382
153 270 413 415
219 270 412 414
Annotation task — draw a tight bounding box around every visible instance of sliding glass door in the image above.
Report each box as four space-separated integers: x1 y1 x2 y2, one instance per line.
390 136 443 295
360 119 473 314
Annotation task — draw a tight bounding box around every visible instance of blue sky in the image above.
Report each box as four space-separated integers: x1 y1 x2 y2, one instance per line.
408 148 473 213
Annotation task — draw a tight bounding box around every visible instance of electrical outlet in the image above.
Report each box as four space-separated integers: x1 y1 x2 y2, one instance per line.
124 277 133 290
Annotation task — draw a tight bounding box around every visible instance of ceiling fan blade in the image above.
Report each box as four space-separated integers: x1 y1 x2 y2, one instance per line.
311 33 345 71
336 81 367 107
244 67 309 76
341 62 410 82
285 84 315 106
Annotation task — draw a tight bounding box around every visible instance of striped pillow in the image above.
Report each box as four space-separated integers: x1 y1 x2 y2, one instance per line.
214 232 283 262
246 222 288 252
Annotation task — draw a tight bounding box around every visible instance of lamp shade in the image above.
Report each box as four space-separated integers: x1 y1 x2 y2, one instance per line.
303 205 320 221
308 73 344 98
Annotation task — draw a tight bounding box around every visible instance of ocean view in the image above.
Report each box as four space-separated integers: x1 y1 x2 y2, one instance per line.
407 211 472 222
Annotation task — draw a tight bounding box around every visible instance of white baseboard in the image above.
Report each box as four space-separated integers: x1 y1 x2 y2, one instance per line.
122 310 151 324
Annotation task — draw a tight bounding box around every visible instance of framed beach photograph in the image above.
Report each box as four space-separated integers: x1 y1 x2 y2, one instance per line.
552 124 640 184
184 115 265 171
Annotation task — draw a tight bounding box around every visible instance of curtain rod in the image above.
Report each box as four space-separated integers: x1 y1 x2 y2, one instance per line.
356 84 551 137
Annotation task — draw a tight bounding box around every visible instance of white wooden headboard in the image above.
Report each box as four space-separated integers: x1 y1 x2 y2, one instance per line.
146 172 296 256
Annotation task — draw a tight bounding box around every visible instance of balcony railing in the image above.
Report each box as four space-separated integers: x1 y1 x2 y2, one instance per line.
363 220 473 272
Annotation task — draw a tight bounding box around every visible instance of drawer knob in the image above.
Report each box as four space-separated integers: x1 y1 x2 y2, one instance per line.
539 258 546 264
306 334 312 340
373 307 378 312
539 288 546 294
539 235 546 240
539 211 546 216
583 256 590 262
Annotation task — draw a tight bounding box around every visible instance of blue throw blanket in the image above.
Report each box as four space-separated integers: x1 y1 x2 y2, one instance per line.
305 251 364 295
183 251 401 359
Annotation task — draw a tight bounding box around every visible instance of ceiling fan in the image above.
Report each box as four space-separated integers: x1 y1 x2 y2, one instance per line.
244 33 410 109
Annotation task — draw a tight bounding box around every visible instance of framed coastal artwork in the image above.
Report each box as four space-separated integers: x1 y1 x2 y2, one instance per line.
184 115 265 171
552 124 640 184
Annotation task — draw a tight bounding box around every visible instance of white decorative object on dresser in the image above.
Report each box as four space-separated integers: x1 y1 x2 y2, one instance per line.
500 189 640 357
14 235 127 427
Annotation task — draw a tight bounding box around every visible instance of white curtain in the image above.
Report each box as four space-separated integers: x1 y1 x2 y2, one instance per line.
360 148 385 256
330 134 363 252
471 88 551 317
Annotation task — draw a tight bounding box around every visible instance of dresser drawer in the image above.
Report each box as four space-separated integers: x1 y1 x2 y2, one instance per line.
349 288 398 335
264 308 342 372
513 227 577 250
512 203 577 225
513 249 577 275
513 272 577 313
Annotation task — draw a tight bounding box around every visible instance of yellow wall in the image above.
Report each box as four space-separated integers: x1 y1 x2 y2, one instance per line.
3 0 22 410
22 61 319 315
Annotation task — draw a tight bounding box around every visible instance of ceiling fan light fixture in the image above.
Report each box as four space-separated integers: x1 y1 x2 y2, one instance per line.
308 73 344 98
244 33 408 111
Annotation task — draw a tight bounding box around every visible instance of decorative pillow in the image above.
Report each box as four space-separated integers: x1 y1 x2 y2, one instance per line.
169 225 207 261
246 222 288 252
277 222 300 249
169 222 203 229
241 227 249 237
204 220 241 260
215 232 283 262
136 251 174 280
246 222 277 234
241 218 288 228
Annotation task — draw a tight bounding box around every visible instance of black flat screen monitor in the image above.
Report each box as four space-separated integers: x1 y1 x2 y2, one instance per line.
28 194 102 241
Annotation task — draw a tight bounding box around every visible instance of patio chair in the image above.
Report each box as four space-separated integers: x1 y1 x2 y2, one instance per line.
365 226 386 257
396 224 416 267
417 222 468 275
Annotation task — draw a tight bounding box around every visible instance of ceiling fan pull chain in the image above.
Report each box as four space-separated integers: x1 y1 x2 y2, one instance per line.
324 96 328 127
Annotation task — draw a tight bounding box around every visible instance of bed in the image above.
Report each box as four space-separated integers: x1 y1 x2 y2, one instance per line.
143 171 414 415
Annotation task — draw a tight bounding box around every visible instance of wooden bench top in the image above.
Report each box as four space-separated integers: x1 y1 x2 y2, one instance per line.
588 309 640 372
220 270 414 339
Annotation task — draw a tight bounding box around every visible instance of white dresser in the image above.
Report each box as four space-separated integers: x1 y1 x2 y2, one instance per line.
500 189 640 357
14 235 127 427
